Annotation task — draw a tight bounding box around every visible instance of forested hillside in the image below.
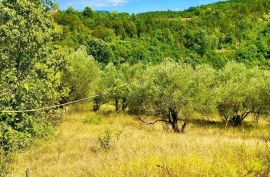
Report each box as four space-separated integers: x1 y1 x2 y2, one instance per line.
1 0 270 176
53 0 270 67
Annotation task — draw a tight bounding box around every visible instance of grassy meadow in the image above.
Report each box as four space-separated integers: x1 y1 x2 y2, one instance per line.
11 104 270 177
2 1 270 177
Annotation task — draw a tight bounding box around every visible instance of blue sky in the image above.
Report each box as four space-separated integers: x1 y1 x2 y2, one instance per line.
55 0 225 13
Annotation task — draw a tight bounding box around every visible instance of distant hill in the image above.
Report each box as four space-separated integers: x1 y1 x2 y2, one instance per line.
53 0 270 68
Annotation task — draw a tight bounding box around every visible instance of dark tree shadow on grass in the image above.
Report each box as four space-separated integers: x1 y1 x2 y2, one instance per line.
190 118 257 130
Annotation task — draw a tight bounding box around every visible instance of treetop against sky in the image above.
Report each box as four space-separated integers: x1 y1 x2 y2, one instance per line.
55 0 225 13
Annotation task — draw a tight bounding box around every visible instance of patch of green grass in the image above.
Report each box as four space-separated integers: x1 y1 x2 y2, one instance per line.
83 114 103 125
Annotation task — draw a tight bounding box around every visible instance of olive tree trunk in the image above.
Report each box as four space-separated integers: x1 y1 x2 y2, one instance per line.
227 112 250 127
169 109 180 133
93 97 100 112
115 97 119 112
122 97 128 112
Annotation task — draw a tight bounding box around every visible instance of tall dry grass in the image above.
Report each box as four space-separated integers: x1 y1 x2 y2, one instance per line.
10 104 270 177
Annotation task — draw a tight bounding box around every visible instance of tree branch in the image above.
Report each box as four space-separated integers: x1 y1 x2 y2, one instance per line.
135 116 168 125
241 111 251 121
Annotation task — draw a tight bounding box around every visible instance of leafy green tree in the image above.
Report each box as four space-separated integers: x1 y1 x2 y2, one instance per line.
94 62 145 112
235 43 261 63
83 6 95 18
92 25 116 41
134 60 197 133
86 38 114 64
183 30 211 57
64 46 101 101
216 62 270 126
154 29 175 45
116 63 146 111
123 20 137 38
111 40 151 64
192 64 218 116
0 0 67 151
99 64 128 112
112 20 125 38
66 7 77 14
125 63 146 113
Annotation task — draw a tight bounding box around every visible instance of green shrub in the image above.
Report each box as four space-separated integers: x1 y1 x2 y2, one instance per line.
97 130 123 151
98 130 112 150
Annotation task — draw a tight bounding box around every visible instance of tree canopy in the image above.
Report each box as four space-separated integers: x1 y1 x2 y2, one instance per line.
0 0 66 152
53 0 270 67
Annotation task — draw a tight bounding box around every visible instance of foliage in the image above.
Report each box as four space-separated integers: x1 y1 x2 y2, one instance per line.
85 38 114 64
64 46 101 101
192 64 218 115
98 130 112 150
128 61 270 131
129 60 217 132
53 0 270 67
0 0 67 153
82 7 95 18
94 62 145 112
216 62 270 126
1 0 270 175
144 60 195 132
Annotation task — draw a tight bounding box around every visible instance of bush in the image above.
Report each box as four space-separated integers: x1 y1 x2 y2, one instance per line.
97 129 123 151
98 130 112 150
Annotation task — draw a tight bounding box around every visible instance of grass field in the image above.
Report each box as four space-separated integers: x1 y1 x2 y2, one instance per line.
11 104 270 177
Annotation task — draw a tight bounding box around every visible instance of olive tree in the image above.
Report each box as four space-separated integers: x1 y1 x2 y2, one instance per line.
193 64 218 116
64 46 101 101
99 64 124 112
136 60 197 133
130 60 219 133
254 70 270 121
216 62 270 126
97 63 137 112
117 63 146 112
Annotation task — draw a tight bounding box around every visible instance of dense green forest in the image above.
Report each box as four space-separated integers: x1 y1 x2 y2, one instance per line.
53 0 270 67
0 0 270 176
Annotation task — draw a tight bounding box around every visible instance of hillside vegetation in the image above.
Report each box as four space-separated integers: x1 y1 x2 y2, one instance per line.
0 0 270 176
53 0 270 67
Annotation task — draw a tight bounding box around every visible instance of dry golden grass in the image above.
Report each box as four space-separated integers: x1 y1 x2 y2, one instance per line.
10 104 270 177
